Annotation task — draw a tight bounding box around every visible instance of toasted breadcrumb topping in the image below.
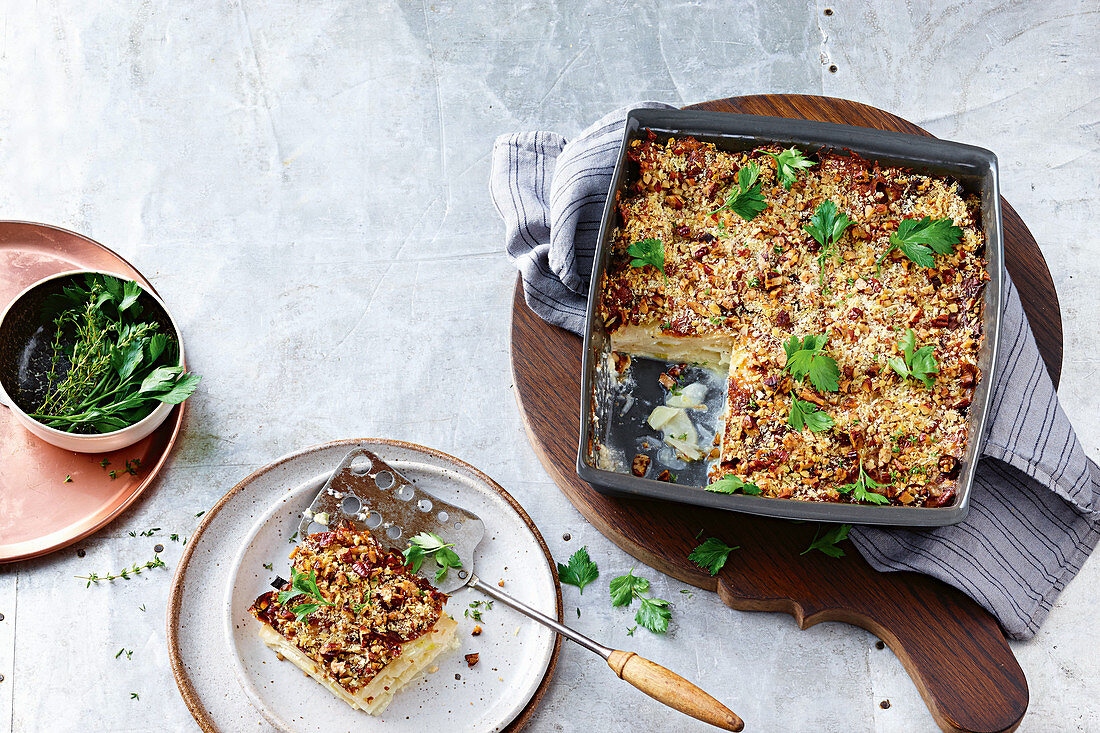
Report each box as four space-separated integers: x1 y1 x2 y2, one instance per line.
598 132 988 507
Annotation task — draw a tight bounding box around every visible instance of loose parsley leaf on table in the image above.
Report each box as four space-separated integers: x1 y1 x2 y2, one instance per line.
767 147 815 190
804 200 853 286
609 568 650 606
706 474 762 496
403 532 463 582
788 396 834 433
876 216 961 273
887 328 939 389
802 524 852 558
627 238 666 284
711 162 767 221
839 464 891 505
689 537 739 576
557 546 599 594
635 597 672 634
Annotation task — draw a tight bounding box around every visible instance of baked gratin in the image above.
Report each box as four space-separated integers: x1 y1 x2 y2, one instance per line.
249 526 458 715
597 132 988 508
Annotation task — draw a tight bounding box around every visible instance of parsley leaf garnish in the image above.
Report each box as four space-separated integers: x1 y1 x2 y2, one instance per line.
403 532 464 582
887 328 939 389
804 200 853 287
609 568 650 606
706 474 762 496
783 335 840 392
839 464 891 505
788 396 834 432
557 546 599 594
635 597 672 634
278 567 335 622
767 147 814 190
876 216 962 273
627 238 666 283
801 524 852 558
689 537 739 575
711 162 767 221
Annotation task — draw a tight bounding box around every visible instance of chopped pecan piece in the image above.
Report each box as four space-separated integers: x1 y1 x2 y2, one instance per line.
631 454 651 477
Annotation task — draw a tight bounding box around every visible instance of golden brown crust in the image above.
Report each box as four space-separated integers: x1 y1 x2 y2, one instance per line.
249 526 448 694
598 133 987 507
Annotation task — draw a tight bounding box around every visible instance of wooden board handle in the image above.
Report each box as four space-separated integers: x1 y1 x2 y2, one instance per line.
607 649 743 731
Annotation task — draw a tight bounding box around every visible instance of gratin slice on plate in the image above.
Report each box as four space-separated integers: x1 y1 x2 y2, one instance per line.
249 526 459 715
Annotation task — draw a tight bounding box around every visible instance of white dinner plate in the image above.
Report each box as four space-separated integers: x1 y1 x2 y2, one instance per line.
169 439 562 732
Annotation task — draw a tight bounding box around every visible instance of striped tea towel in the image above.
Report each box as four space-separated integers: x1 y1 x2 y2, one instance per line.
490 103 1100 639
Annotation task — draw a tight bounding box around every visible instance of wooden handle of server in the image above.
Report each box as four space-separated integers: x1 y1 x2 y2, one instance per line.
607 650 744 731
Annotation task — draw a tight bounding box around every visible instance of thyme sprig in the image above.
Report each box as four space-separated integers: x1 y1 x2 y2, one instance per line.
76 555 166 587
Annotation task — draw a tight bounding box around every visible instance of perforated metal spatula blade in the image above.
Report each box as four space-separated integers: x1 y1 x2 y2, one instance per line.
300 447 484 593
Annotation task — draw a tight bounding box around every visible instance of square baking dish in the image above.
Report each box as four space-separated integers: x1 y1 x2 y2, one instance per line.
576 107 1003 527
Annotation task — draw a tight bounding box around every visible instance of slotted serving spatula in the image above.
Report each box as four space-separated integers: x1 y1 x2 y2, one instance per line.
300 448 743 731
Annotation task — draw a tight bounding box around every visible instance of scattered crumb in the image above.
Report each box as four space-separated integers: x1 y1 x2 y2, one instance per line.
497 579 505 587
472 625 482 636
880 700 891 709
428 665 439 674
464 653 479 668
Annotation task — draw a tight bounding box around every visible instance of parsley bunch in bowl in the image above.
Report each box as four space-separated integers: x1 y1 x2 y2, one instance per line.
25 273 200 434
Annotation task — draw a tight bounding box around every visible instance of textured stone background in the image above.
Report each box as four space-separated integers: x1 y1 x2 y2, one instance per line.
0 1 1097 731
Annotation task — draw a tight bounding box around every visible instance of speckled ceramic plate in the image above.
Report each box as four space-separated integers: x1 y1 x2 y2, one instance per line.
0 221 184 563
169 439 562 733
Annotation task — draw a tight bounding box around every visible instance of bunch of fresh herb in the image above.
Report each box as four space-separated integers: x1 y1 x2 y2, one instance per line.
710 162 767 221
610 569 671 633
767 147 815 190
804 200 853 287
689 537 739 575
876 216 961 273
626 238 666 284
403 532 463 582
30 274 201 433
557 546 599 593
888 328 939 388
278 567 335 622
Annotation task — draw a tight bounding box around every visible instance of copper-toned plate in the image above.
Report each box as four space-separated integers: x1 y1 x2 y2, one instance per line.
0 221 184 563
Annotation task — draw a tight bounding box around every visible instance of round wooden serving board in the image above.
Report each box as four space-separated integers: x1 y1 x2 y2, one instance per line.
510 95 1063 733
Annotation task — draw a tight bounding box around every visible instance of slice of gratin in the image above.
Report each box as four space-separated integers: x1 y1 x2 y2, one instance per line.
249 526 459 715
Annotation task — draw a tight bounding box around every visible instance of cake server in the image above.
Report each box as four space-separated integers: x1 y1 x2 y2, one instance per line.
300 447 744 731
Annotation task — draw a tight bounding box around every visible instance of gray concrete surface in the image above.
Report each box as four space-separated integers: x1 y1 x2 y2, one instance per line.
0 1 1097 731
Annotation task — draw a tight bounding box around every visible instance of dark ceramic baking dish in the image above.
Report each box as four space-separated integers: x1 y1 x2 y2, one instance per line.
576 107 1003 527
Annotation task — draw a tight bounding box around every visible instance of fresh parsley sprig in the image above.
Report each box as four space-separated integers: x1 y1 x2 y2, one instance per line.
689 537 739 576
888 328 939 389
839 463 891 505
278 567 335 622
788 395 834 432
626 238 666 284
876 216 961 273
710 162 767 221
801 524 852 558
804 200 853 287
403 532 463 582
783 335 840 392
557 546 599 594
706 474 762 496
609 569 671 634
767 147 815 190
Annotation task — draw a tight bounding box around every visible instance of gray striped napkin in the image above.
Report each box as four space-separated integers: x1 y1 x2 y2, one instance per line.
490 103 1100 639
